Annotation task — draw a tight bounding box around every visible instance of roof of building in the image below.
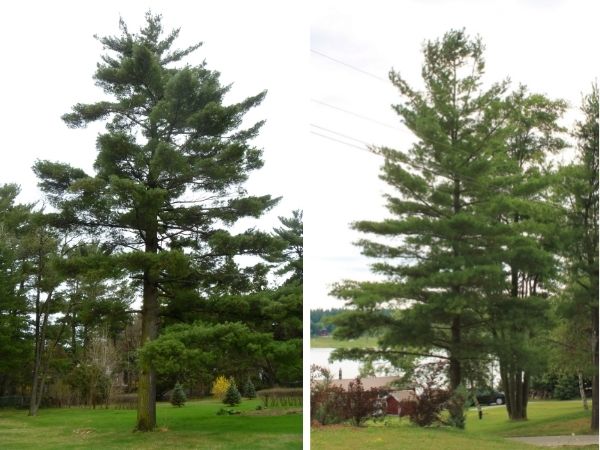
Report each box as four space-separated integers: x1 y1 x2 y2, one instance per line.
387 390 417 402
330 376 402 390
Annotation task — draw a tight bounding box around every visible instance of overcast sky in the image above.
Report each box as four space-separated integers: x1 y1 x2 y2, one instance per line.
307 0 599 310
0 1 306 229
0 1 598 313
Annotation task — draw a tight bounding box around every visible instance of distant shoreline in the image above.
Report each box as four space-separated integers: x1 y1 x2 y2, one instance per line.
310 335 379 349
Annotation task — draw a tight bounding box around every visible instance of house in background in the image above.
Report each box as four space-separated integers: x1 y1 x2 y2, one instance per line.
385 390 417 415
330 376 417 416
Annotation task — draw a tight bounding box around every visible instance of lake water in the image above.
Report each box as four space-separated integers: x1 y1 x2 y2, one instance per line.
310 347 362 379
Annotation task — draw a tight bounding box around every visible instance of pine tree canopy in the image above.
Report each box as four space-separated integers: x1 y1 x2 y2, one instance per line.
32 12 279 431
34 13 278 278
330 29 567 395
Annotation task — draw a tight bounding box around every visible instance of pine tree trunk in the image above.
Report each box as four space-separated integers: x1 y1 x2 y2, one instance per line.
503 368 528 420
500 361 512 417
28 274 42 416
521 371 529 420
578 372 589 410
592 308 598 430
29 286 52 416
136 222 159 431
449 316 461 390
514 371 523 419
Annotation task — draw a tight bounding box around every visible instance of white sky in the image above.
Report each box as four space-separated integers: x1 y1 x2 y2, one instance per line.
0 0 306 227
307 0 599 310
0 2 598 314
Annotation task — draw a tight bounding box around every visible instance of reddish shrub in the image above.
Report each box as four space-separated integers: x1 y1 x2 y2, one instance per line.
397 399 417 417
345 378 380 427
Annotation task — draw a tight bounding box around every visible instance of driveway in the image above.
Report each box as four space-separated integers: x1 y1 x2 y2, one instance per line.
507 435 599 447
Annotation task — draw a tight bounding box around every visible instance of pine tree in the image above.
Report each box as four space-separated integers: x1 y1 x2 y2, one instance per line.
488 87 566 421
331 30 510 412
170 382 186 407
223 380 241 406
0 185 33 399
557 83 599 430
243 378 256 399
33 14 276 430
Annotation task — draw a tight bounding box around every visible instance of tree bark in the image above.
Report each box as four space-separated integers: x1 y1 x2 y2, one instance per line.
578 372 589 410
28 288 42 416
136 220 159 431
449 316 461 390
503 367 528 420
592 307 598 430
29 287 52 416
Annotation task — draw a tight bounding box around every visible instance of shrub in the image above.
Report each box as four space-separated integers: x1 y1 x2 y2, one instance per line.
170 382 186 407
553 374 580 400
66 364 111 407
223 381 241 406
445 385 467 429
311 386 346 425
408 361 451 427
211 375 230 400
258 388 303 407
243 378 256 399
397 399 417 417
345 378 380 427
310 364 345 425
410 388 450 426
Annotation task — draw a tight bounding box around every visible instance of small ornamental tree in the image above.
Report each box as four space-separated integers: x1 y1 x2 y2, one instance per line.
409 362 451 427
170 382 186 407
223 380 241 406
345 378 380 427
211 375 230 400
243 378 256 399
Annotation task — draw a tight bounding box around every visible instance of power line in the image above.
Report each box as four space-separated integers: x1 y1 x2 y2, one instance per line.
311 49 389 83
311 98 400 131
310 126 537 192
310 124 372 146
310 130 376 155
312 48 578 113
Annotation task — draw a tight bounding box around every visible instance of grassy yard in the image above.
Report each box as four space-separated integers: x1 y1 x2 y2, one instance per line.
311 400 597 450
310 335 379 349
0 398 302 449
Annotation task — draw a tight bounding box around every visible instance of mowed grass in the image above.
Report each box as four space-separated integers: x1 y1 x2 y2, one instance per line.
310 335 379 349
0 398 302 449
311 400 597 450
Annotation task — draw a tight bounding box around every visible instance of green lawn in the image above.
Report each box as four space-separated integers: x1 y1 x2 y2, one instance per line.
310 335 379 349
311 400 597 450
0 398 302 449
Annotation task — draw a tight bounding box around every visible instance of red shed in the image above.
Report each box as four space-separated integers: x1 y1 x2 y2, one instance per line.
385 390 417 416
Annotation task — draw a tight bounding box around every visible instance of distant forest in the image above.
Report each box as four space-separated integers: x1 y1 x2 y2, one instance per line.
310 309 344 336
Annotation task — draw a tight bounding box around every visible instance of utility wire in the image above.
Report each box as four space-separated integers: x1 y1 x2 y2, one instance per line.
311 49 389 83
310 124 372 146
312 48 577 113
310 131 376 155
311 99 400 130
310 125 542 193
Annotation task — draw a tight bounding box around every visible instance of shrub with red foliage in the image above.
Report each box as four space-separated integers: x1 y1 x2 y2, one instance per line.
310 368 382 426
345 378 381 426
408 361 451 427
397 399 417 417
310 365 346 425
